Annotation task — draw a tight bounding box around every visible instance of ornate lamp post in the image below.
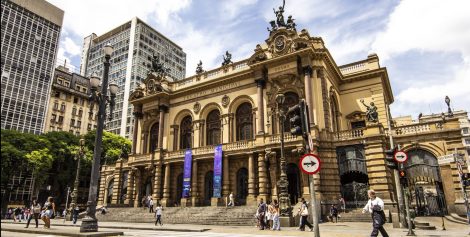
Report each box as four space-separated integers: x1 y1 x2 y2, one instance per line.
275 93 292 216
80 44 118 232
70 138 85 210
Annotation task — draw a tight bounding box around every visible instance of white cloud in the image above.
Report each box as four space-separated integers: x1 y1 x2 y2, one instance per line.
63 37 81 57
221 0 258 19
372 0 470 62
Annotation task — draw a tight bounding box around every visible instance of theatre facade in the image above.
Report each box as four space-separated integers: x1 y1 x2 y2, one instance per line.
97 20 468 217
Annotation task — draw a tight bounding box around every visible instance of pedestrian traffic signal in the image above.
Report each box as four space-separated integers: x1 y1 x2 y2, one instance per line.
399 169 408 186
385 147 398 170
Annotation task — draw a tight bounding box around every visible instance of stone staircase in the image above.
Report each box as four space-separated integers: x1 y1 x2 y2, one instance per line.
97 206 257 226
337 208 374 222
445 213 468 225
414 220 436 230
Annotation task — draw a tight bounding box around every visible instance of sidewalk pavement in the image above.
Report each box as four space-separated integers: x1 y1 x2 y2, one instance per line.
1 219 468 237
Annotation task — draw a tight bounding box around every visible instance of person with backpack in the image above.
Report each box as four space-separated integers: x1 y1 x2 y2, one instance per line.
257 198 267 230
299 198 313 231
362 190 389 237
155 203 163 226
25 198 41 228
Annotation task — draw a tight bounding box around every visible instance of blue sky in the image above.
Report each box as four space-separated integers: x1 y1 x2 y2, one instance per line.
48 0 470 119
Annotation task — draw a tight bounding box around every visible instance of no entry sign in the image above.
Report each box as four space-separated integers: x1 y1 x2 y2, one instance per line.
394 151 408 163
299 154 321 175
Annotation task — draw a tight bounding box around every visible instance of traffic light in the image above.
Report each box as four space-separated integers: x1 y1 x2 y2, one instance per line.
462 173 470 187
399 169 408 187
385 147 398 170
287 100 309 137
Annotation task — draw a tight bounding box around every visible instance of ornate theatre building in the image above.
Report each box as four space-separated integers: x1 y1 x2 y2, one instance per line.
98 11 468 219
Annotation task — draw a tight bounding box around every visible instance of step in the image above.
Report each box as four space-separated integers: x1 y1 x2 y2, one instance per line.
414 222 430 226
415 225 436 230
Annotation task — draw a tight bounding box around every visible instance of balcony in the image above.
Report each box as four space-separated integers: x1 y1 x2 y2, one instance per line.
332 128 365 141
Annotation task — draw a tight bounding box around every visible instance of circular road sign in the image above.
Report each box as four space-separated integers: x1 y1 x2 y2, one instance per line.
299 154 321 175
394 151 408 163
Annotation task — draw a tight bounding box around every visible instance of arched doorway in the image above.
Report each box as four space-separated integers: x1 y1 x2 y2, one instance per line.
336 145 369 208
405 149 447 216
287 163 301 205
206 110 221 145
236 168 248 205
180 116 192 149
236 103 253 141
106 179 114 205
282 92 299 133
204 171 214 206
176 173 183 204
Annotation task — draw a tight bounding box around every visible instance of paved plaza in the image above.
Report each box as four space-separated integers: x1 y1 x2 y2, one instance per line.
1 217 468 237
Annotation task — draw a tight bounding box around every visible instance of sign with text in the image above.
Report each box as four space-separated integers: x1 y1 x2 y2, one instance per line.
213 145 223 198
182 149 192 198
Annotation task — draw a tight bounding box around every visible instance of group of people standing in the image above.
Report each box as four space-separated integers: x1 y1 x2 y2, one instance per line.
23 197 56 229
256 198 280 230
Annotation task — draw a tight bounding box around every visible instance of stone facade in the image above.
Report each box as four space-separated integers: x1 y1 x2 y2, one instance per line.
98 25 468 219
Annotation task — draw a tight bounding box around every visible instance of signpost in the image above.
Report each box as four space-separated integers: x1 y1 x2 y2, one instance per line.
394 151 408 163
299 153 321 236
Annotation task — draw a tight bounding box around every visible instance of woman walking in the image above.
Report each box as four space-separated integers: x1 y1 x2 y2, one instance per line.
41 197 55 229
266 200 273 230
299 198 313 231
155 203 163 226
271 199 280 231
25 198 41 228
362 190 389 237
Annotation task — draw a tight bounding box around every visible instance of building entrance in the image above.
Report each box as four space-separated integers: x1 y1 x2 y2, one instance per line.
337 145 369 208
236 168 248 205
404 149 447 216
287 163 301 205
204 171 214 206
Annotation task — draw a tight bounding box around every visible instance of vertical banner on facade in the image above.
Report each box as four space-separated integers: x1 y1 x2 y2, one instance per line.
213 144 223 198
182 149 192 198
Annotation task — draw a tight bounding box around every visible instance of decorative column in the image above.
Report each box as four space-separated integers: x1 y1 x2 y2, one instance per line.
132 104 143 154
161 163 171 206
170 125 179 151
152 163 163 203
125 169 135 206
222 154 230 198
191 160 199 206
258 152 269 201
142 132 148 154
247 153 257 205
255 79 266 134
157 105 166 149
303 66 314 127
111 159 123 204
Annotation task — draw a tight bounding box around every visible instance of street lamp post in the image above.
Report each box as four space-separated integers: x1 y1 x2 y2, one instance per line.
80 44 118 232
70 138 85 210
275 94 292 217
445 96 453 117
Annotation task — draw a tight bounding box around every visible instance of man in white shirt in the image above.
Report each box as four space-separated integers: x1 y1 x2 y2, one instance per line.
362 190 389 237
228 192 234 206
149 198 154 213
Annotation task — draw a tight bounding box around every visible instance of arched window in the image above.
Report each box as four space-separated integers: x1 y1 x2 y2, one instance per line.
149 122 159 152
282 92 299 132
236 102 253 141
330 95 340 132
206 110 221 145
72 107 77 116
180 116 192 149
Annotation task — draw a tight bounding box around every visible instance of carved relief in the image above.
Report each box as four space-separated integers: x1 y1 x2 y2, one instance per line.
193 102 201 114
221 95 230 108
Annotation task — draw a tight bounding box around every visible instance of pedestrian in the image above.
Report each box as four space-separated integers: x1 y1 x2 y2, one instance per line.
257 198 267 230
41 196 56 229
228 192 234 206
141 196 147 209
362 190 389 237
271 199 280 231
149 198 154 213
339 196 346 213
155 203 163 226
329 204 338 223
13 207 21 222
25 198 41 228
71 204 80 224
266 200 273 230
299 198 313 231
23 207 30 221
7 208 13 219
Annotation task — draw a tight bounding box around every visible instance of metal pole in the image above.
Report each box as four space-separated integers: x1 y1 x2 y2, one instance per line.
277 107 291 216
71 147 82 208
64 187 70 223
305 134 320 237
386 104 406 228
80 53 110 232
403 182 415 236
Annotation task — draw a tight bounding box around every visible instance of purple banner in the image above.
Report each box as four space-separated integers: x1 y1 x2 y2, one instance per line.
213 145 223 198
182 149 192 198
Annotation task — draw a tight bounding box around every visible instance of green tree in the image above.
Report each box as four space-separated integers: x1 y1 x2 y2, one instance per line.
84 130 131 165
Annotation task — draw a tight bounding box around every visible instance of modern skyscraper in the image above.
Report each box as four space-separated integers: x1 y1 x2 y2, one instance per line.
81 17 186 140
1 0 64 134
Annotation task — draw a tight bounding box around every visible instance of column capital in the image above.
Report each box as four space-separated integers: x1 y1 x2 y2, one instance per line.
255 79 266 88
159 104 169 113
302 65 313 77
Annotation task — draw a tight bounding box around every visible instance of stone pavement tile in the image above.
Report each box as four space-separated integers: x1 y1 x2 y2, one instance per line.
1 223 123 237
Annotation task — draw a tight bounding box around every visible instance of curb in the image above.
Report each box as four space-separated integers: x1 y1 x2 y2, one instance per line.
1 227 123 237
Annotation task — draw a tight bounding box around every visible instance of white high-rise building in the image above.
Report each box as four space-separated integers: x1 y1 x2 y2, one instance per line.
81 17 186 140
